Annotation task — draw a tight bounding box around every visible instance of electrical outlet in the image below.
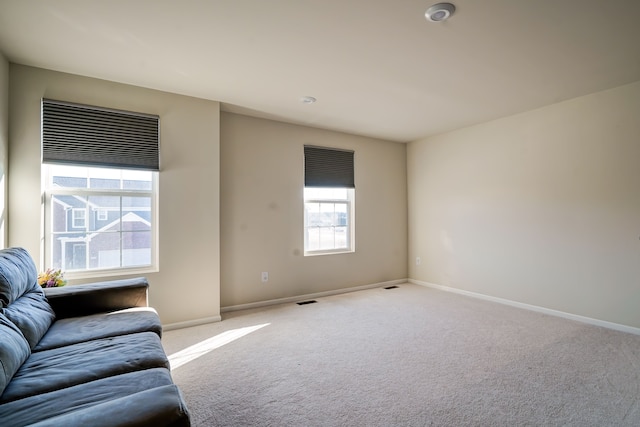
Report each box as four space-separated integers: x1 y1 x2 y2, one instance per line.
416 257 421 265
261 272 269 282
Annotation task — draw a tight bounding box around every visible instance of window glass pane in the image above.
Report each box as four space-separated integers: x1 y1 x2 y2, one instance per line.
89 232 122 269
70 242 86 270
49 165 153 190
123 179 152 191
53 175 87 188
122 231 152 267
51 195 87 232
305 202 321 227
306 227 320 251
335 226 348 248
122 196 152 227
90 177 120 189
319 227 335 250
320 202 335 227
335 203 347 226
52 237 89 271
88 167 121 190
89 167 121 180
123 169 153 190
304 187 347 200
50 165 89 188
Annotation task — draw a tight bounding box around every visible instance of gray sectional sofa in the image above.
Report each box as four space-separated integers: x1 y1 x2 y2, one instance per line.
0 247 191 426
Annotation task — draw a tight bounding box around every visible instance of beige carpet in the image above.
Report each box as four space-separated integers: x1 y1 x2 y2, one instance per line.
162 283 640 426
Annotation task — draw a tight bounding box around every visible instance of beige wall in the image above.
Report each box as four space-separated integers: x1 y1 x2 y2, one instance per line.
221 112 407 307
408 80 640 328
8 65 220 326
0 53 7 248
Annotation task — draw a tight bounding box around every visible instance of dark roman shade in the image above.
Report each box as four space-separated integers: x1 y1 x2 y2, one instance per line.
42 99 160 171
304 145 354 188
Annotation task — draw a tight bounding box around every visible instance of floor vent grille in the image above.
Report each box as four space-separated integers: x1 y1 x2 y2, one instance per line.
384 285 399 290
297 300 318 305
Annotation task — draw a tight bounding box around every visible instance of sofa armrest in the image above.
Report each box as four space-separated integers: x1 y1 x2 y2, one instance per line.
44 277 149 319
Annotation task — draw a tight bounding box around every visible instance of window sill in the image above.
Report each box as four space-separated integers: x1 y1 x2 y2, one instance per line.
304 249 355 257
63 265 158 282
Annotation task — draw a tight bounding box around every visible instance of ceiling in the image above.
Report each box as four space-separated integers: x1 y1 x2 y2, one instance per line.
1 0 639 143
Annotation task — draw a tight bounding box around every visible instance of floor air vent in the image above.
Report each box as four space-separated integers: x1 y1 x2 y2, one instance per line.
384 285 399 290
297 300 318 305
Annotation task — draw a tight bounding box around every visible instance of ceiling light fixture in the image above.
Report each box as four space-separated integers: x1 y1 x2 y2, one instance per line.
300 96 317 104
425 2 456 22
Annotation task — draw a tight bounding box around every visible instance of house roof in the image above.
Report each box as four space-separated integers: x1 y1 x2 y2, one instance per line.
1 0 639 142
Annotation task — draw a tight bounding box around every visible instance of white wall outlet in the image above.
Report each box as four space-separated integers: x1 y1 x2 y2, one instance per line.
416 257 421 265
261 272 269 282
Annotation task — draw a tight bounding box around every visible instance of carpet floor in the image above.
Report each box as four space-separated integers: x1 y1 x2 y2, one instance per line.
162 283 640 426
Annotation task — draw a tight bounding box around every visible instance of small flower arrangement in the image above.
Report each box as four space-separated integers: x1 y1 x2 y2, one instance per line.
38 268 67 288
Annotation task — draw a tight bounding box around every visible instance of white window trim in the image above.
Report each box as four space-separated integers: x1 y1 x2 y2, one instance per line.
42 166 159 279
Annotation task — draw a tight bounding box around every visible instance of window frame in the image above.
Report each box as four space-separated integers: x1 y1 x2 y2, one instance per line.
303 187 355 256
42 164 159 280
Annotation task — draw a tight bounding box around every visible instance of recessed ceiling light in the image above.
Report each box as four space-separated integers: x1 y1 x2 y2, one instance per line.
300 96 317 104
425 2 456 22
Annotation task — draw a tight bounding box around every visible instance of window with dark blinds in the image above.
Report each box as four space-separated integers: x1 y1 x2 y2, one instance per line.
304 145 354 188
42 99 160 171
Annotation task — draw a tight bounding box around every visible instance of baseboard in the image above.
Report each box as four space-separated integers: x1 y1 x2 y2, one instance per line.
163 315 222 331
221 278 408 313
409 279 640 336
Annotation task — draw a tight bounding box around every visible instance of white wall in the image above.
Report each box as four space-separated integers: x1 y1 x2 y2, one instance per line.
221 113 407 307
408 80 640 329
0 52 8 248
8 65 220 326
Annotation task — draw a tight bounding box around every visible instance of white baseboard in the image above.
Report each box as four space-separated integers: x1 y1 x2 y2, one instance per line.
163 315 222 331
221 278 408 313
409 279 640 336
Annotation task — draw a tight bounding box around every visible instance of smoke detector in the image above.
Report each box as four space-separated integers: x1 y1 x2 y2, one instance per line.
425 3 456 22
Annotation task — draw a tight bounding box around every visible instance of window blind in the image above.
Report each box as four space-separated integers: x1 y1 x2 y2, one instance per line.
304 145 354 188
42 99 160 171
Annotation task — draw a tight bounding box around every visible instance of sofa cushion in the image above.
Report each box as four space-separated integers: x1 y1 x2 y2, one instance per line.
0 314 31 398
29 385 190 427
34 307 162 352
0 331 169 403
3 284 56 349
0 247 38 309
0 368 183 426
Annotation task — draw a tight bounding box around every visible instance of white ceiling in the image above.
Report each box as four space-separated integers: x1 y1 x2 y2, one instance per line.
1 0 639 142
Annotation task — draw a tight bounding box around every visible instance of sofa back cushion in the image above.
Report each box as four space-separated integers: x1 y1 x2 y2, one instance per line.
0 247 39 309
3 283 55 349
0 248 55 348
0 313 31 397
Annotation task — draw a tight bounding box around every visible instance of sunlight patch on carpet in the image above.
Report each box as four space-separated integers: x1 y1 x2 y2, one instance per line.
168 323 270 370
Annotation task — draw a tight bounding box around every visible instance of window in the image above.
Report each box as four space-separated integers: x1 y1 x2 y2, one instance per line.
43 165 158 274
303 146 355 255
41 99 159 276
304 187 354 254
72 208 86 229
